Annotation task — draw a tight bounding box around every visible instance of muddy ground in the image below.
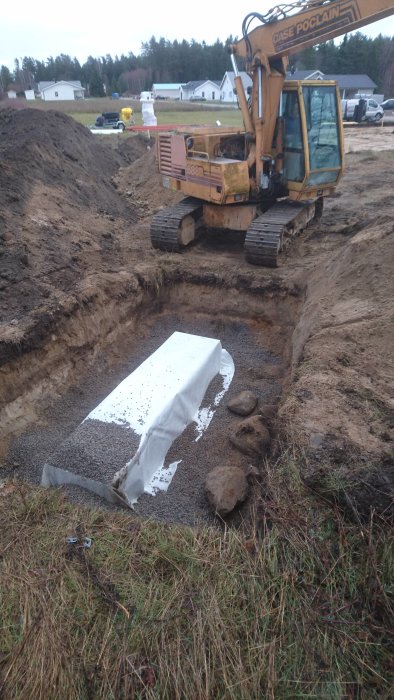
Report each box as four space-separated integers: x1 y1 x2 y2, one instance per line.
0 107 393 520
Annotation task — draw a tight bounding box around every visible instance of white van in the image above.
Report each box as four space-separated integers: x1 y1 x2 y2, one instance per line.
341 97 384 123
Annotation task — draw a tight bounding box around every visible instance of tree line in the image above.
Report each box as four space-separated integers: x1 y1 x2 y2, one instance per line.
1 32 393 98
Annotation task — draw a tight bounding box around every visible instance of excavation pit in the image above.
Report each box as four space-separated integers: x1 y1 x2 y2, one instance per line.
1 118 393 524
2 279 301 525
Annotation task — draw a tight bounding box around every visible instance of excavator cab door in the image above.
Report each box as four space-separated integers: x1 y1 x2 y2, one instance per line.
282 81 344 198
302 83 343 187
282 90 306 183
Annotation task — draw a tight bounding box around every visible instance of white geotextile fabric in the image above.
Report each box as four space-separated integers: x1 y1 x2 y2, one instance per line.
42 332 234 507
105 332 227 504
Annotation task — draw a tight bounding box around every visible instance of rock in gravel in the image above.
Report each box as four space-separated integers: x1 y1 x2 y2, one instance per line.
205 465 248 517
227 390 258 416
230 415 271 458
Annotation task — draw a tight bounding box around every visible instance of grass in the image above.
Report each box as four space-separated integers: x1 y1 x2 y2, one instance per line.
71 110 243 129
0 454 393 699
1 96 243 129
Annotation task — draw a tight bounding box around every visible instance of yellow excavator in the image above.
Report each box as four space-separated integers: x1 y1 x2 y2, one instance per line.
151 0 394 266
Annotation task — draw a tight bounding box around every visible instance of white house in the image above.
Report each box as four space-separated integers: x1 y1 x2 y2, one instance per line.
40 81 85 101
180 80 221 101
24 89 35 101
37 81 55 94
220 72 252 103
152 83 182 100
7 90 17 99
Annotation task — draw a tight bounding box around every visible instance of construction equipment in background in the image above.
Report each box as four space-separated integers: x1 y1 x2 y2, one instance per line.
151 0 394 266
94 108 135 131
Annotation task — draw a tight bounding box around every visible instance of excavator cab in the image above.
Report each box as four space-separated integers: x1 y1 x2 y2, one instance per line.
282 81 344 199
151 83 344 266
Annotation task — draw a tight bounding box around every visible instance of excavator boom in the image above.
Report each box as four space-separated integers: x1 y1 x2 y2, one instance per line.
233 0 394 62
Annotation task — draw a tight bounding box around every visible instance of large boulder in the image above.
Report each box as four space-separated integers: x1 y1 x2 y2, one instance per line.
205 465 248 517
230 415 271 458
227 390 258 416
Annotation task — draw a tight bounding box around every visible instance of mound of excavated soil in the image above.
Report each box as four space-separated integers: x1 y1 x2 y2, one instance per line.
0 108 147 350
281 214 394 515
0 107 131 218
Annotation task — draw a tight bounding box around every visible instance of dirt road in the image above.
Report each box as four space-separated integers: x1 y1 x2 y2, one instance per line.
1 108 393 519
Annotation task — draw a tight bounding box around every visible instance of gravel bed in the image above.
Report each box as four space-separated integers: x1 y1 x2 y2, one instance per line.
5 312 283 523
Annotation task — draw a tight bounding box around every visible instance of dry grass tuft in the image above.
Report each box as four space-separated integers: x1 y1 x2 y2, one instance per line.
0 466 393 699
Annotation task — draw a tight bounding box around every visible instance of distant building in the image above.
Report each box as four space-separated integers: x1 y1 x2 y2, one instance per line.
24 89 35 101
37 81 56 94
287 70 325 81
40 80 85 101
7 90 17 99
181 80 221 101
220 72 252 103
160 70 377 106
325 74 377 99
152 83 183 100
287 70 377 98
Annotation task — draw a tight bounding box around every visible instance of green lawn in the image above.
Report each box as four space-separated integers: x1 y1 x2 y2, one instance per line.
1 95 243 129
68 109 243 129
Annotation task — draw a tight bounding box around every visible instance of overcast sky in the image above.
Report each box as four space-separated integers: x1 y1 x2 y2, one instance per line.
1 0 394 70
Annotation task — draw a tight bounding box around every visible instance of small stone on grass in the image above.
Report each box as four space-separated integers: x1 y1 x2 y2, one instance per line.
205 465 248 517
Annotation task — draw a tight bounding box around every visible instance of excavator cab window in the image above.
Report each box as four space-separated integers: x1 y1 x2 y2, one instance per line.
282 84 342 189
303 85 342 186
282 91 305 183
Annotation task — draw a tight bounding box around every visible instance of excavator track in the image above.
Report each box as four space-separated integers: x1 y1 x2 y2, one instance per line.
244 200 316 267
150 197 203 252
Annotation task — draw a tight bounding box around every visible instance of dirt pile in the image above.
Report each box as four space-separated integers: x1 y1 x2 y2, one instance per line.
282 215 394 515
0 108 146 358
113 140 182 216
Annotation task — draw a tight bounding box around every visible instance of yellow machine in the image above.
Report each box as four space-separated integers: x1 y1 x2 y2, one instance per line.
120 106 134 125
151 0 394 266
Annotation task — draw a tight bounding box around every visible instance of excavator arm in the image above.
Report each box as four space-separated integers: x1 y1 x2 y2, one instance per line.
232 0 394 63
229 0 394 188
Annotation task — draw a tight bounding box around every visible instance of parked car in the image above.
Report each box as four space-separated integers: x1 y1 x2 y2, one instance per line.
381 98 394 111
189 96 207 102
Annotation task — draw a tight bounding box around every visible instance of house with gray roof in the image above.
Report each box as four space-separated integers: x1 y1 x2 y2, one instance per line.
37 81 56 94
181 80 221 101
324 74 377 98
287 70 377 98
